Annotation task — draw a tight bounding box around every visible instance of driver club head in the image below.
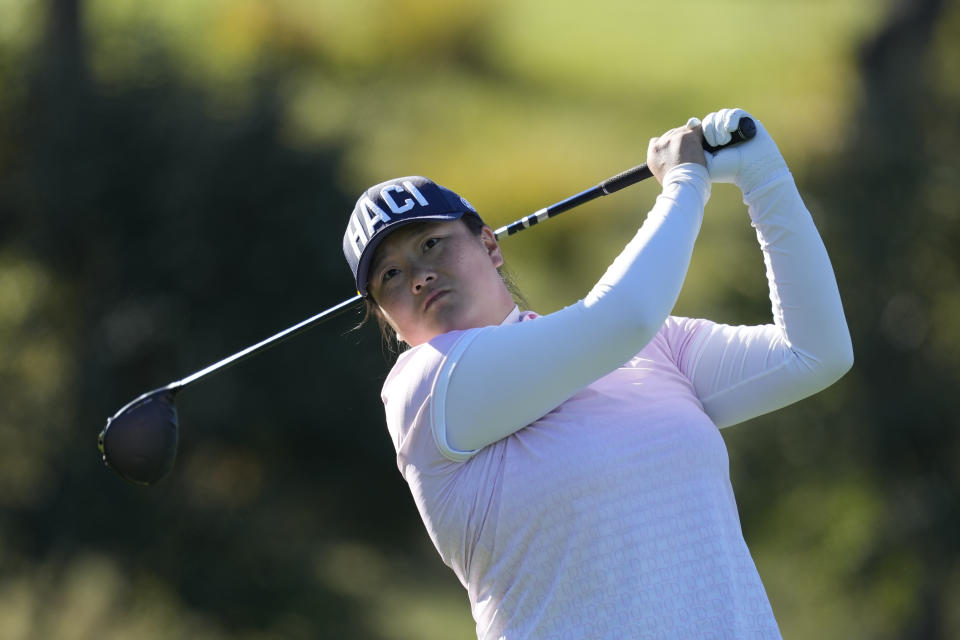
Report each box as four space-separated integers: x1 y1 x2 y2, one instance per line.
98 387 180 486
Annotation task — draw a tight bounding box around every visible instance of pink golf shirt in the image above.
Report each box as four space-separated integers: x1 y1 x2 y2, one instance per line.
381 164 852 639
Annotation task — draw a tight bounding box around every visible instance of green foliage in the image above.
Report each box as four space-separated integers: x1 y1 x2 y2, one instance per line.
0 33 452 639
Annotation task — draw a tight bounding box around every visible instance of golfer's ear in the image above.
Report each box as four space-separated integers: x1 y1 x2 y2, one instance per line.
480 226 504 268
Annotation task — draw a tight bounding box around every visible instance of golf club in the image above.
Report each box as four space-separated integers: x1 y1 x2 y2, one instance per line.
98 117 756 486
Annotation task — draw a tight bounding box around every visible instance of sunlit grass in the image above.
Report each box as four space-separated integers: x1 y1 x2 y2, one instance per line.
472 0 882 150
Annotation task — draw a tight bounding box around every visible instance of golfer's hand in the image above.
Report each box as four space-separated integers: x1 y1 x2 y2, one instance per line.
647 119 707 186
702 108 788 194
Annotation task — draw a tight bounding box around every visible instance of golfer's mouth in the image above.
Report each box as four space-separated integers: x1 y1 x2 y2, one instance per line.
424 289 449 311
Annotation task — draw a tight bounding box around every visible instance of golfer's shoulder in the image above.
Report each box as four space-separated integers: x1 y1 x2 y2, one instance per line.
381 329 476 401
381 330 480 454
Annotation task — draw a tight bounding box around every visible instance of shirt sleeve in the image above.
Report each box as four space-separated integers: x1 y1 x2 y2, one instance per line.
434 164 712 459
663 170 853 428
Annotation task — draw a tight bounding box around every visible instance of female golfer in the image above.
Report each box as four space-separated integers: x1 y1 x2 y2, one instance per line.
342 108 852 639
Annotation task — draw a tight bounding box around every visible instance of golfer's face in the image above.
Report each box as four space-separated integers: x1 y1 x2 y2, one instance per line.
368 220 507 346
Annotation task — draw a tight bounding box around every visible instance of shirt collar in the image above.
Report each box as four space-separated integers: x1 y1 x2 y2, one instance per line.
500 305 521 325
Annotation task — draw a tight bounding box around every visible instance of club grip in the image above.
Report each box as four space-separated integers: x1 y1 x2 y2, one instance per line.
599 164 653 194
701 116 756 153
598 116 757 195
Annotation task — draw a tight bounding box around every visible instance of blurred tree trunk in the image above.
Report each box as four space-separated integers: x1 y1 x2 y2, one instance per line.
46 0 86 81
858 0 943 140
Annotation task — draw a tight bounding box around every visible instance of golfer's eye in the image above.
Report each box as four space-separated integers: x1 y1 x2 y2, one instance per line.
382 268 400 283
423 237 441 251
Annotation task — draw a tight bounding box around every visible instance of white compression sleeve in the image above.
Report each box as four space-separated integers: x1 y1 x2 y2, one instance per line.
682 170 854 428
436 164 711 458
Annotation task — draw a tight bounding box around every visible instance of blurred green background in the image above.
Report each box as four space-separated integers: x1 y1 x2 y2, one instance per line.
1 0 958 637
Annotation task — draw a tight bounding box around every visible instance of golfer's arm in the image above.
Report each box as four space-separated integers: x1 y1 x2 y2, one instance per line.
435 164 710 459
680 172 853 428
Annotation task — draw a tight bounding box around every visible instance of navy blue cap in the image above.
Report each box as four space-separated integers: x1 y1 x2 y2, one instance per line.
343 176 480 296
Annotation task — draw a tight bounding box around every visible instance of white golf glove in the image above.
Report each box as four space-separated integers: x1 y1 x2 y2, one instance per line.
701 108 789 195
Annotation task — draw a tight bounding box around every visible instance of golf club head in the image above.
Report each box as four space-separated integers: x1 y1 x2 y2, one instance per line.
98 386 180 486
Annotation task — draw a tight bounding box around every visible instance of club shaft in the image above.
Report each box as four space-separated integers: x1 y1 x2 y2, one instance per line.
172 293 363 390
170 117 756 391
493 164 653 239
494 116 756 239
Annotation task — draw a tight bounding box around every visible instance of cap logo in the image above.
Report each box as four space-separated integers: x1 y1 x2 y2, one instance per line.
346 180 434 261
381 181 429 214
358 196 390 237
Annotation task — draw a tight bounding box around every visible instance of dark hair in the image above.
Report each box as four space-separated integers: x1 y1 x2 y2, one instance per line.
360 213 528 354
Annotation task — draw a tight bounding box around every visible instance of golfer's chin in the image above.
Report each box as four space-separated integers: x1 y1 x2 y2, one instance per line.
406 303 487 346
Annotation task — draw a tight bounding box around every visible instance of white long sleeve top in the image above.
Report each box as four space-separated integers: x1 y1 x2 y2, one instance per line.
381 163 853 639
